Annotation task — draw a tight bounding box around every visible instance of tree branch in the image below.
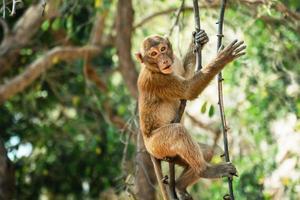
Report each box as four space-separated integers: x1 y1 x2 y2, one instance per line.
186 112 221 148
0 1 61 76
240 0 300 21
0 46 99 103
134 7 194 30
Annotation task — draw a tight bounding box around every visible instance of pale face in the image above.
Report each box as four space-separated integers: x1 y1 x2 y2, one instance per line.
148 44 173 74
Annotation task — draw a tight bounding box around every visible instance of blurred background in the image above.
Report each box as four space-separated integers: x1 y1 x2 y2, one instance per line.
0 0 299 199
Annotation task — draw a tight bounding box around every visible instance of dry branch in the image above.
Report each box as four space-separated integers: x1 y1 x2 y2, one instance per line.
133 7 192 29
186 112 221 149
240 0 300 21
0 1 60 75
186 112 220 134
0 46 99 103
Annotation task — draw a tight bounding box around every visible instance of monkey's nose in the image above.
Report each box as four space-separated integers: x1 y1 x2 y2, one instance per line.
163 60 169 65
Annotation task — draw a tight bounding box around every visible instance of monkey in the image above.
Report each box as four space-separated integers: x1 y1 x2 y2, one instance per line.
135 31 246 199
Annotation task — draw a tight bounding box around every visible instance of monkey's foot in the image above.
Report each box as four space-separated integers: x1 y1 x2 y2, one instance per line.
176 189 193 200
201 162 238 179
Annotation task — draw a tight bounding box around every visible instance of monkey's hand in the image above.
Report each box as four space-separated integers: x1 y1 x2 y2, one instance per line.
216 39 246 65
194 29 209 47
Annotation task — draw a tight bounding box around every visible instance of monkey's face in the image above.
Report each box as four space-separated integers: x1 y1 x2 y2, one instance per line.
135 35 174 74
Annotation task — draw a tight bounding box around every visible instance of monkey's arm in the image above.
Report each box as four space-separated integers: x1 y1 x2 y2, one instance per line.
182 30 209 79
153 40 246 100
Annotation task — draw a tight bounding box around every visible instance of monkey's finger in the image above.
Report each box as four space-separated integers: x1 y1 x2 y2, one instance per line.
234 52 246 58
196 35 208 42
234 45 246 54
195 32 207 40
224 39 238 51
199 29 205 33
200 38 209 45
231 41 244 51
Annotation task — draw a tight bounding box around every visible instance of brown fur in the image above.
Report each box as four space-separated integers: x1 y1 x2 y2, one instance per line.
136 33 245 194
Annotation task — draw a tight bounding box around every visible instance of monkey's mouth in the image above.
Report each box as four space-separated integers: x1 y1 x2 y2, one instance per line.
163 65 171 70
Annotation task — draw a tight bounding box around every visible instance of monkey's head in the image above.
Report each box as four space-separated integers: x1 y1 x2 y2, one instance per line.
135 35 174 74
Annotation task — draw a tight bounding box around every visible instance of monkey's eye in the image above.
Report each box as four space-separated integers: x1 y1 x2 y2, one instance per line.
150 51 158 57
160 47 166 52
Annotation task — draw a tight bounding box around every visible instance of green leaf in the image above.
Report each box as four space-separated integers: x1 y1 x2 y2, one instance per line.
208 105 215 117
51 18 61 31
201 102 207 113
41 20 50 31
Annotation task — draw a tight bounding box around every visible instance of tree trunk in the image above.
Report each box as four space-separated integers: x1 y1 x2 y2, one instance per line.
115 0 157 199
0 140 15 200
115 0 139 99
135 131 157 200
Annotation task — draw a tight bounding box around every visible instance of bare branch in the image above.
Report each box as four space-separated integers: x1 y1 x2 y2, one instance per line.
10 0 22 16
0 46 99 103
41 0 47 16
186 112 219 134
240 0 300 21
2 0 5 18
134 7 193 30
168 0 185 37
274 2 300 21
0 1 60 76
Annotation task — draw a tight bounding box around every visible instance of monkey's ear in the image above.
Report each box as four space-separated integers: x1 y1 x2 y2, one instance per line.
135 52 143 63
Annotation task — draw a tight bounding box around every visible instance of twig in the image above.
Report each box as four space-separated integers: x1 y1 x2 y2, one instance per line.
10 0 22 16
216 0 235 199
134 7 193 30
2 0 5 18
168 0 185 37
121 123 134 171
186 112 219 134
41 0 47 16
134 3 221 30
186 112 221 149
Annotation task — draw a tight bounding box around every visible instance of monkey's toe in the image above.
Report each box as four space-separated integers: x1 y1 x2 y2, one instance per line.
222 162 238 178
177 189 193 200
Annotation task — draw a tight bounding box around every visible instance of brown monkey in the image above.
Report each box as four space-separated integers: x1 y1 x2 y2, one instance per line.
136 31 246 199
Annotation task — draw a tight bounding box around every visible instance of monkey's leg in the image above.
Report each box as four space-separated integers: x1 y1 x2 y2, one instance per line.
148 123 207 174
175 144 232 198
176 162 237 193
174 143 223 166
198 143 223 162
